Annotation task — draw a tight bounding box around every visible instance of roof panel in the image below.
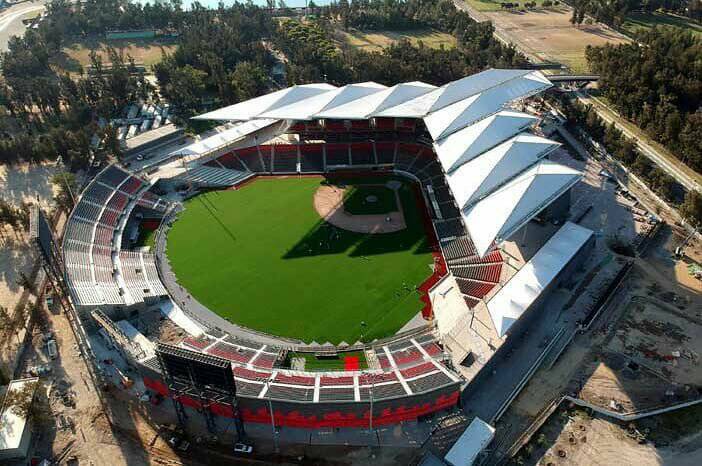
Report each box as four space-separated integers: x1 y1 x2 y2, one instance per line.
262 82 387 120
434 110 538 174
487 222 594 337
170 119 279 157
378 69 546 119
424 74 552 140
193 83 337 121
318 81 435 120
444 416 496 466
463 160 582 257
447 133 560 210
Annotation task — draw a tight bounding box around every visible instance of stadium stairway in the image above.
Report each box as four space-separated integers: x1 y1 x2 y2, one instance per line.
174 165 250 188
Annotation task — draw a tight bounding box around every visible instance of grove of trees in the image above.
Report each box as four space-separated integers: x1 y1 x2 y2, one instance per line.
585 27 702 173
569 0 702 27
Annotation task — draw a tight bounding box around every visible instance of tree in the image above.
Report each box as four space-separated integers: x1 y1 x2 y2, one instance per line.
681 191 702 227
0 199 20 236
0 306 10 329
161 65 207 122
50 172 78 213
16 272 36 295
230 62 268 103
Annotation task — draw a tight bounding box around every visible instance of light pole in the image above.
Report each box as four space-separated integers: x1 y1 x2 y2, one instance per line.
368 373 376 451
266 378 279 454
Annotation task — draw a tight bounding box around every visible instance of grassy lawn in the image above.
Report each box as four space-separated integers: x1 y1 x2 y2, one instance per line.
59 38 177 73
464 0 553 12
343 184 397 215
340 28 456 52
290 350 369 371
622 12 702 37
135 227 157 249
166 177 432 344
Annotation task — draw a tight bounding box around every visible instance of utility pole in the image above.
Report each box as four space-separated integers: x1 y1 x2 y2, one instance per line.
266 378 279 454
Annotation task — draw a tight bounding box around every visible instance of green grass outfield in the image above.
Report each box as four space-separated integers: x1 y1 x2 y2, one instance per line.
166 176 433 344
290 351 369 371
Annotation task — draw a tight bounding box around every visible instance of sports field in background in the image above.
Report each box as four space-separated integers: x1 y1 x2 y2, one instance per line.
621 12 702 37
339 28 456 52
166 176 433 344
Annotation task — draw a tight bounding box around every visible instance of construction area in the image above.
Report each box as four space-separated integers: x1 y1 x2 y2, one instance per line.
491 135 702 464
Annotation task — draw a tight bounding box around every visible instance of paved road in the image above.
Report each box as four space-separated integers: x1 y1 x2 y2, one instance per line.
574 90 701 193
0 1 47 51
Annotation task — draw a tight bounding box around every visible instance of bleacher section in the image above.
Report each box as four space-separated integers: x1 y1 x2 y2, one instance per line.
272 145 299 173
170 327 459 406
173 165 250 188
63 164 170 307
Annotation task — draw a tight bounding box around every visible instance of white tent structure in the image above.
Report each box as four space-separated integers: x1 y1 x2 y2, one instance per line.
434 110 538 174
260 82 387 120
487 222 594 337
463 160 582 257
0 378 38 460
376 69 546 119
169 119 280 158
444 416 495 466
447 134 561 211
316 81 436 120
193 83 337 121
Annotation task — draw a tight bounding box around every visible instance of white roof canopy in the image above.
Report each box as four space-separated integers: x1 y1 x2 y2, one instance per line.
447 134 560 211
463 160 582 257
193 83 337 121
170 119 279 157
487 222 594 337
434 110 538 174
423 73 552 140
444 417 496 466
377 69 537 118
261 82 387 120
316 81 436 120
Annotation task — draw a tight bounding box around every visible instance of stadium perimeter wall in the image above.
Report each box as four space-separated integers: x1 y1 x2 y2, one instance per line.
142 375 460 428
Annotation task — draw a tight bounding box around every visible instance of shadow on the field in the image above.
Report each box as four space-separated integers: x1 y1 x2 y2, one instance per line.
284 178 433 259
196 193 237 243
282 215 431 259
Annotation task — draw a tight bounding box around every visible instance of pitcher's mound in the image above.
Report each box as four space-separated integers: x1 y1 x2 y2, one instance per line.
313 184 406 234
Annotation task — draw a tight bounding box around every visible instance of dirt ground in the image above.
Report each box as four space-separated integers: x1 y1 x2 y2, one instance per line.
0 162 59 329
338 28 456 52
524 407 702 466
462 4 629 72
313 184 406 234
9 302 186 466
60 38 178 72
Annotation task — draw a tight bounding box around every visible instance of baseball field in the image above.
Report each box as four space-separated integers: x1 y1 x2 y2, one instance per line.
166 176 434 344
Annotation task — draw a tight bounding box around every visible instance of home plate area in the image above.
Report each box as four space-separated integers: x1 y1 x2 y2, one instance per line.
314 179 407 234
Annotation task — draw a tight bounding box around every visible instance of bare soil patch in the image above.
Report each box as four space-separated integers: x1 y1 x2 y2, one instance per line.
481 7 629 72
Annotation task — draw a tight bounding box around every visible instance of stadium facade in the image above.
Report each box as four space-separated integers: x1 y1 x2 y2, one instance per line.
57 69 594 439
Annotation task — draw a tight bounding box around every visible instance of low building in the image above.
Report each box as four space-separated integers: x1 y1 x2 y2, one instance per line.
444 417 495 466
0 377 39 460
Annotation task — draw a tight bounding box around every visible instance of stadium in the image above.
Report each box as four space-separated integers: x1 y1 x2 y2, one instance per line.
49 69 595 447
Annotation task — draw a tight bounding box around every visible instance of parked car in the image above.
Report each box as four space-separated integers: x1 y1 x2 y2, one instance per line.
233 443 253 454
46 339 58 359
